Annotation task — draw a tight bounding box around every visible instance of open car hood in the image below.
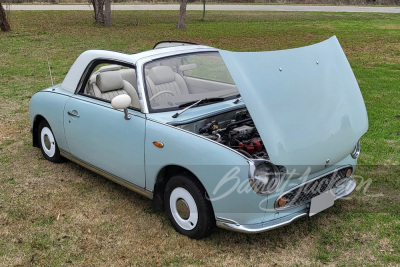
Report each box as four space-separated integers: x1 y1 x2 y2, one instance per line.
220 36 368 167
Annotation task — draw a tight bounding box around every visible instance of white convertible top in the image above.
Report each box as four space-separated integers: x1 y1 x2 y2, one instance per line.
61 44 214 93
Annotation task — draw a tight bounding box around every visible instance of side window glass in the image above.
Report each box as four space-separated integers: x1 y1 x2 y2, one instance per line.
82 62 140 110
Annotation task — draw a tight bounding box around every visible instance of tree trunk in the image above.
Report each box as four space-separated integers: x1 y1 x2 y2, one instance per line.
92 0 104 24
0 1 11 32
104 0 112 27
202 0 206 21
177 0 188 29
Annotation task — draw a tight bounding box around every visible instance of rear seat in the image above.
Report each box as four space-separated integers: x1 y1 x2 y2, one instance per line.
87 65 140 109
89 65 138 89
119 68 137 89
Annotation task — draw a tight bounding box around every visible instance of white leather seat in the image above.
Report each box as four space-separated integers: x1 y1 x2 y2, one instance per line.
89 64 121 84
146 66 189 101
89 71 140 109
119 68 137 88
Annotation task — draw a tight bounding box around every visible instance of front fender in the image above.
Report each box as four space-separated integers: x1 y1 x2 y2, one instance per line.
145 119 268 225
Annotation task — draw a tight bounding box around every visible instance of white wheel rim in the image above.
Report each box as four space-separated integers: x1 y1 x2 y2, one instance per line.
40 127 56 158
170 187 198 231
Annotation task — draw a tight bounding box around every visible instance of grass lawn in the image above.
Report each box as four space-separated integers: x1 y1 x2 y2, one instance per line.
0 10 399 266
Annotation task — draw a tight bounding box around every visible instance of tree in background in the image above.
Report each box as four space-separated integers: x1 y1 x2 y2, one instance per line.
104 0 112 27
177 0 204 29
177 0 188 29
91 0 112 27
91 0 104 25
202 0 206 21
0 1 11 32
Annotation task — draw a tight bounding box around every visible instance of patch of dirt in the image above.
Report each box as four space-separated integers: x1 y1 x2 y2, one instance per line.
378 24 400 30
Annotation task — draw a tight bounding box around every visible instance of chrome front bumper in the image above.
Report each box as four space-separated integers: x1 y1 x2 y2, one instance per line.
216 179 356 234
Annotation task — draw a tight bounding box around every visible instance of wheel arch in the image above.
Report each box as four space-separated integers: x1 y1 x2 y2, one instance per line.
152 165 212 213
32 115 46 148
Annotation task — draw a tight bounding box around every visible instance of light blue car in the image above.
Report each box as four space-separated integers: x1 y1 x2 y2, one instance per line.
29 37 368 239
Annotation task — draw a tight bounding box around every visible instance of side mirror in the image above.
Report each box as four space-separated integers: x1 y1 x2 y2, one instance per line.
111 94 132 120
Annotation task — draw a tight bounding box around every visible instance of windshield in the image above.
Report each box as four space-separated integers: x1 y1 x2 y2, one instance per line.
144 52 239 112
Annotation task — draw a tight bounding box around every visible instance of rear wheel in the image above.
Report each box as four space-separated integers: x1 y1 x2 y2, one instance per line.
164 174 215 239
38 120 62 163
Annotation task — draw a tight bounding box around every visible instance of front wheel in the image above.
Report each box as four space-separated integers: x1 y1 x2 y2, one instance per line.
164 175 215 239
38 120 62 163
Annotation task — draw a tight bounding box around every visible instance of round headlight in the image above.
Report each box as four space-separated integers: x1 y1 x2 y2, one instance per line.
351 140 361 159
249 162 281 195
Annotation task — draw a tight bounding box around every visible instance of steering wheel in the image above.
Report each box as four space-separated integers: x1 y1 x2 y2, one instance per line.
150 90 175 101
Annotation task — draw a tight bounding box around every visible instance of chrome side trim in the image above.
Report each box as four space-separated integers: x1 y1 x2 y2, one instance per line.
215 217 241 226
274 164 352 210
216 209 308 234
60 150 153 200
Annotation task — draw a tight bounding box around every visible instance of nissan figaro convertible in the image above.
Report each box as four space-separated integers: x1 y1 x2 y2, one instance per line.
29 37 368 239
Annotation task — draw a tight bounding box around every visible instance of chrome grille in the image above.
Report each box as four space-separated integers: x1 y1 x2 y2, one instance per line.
275 166 351 210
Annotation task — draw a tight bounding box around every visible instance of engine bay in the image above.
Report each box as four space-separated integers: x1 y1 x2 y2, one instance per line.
177 109 269 160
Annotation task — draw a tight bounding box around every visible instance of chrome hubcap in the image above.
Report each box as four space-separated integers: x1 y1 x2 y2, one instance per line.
176 198 190 219
40 127 56 158
169 187 198 230
44 134 51 150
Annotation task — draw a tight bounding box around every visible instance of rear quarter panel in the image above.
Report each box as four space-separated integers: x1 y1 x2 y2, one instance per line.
29 87 72 152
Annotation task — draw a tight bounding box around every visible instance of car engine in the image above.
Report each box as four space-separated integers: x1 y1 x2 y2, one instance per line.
179 110 269 160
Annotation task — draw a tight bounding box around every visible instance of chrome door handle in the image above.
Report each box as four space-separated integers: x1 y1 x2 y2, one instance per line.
67 111 80 118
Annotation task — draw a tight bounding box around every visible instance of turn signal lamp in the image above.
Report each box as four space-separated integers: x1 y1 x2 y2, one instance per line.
153 141 164 148
278 197 287 207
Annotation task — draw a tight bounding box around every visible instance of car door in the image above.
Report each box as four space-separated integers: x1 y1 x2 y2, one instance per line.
63 95 146 188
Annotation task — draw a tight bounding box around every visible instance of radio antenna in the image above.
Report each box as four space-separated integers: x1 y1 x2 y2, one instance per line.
46 54 54 90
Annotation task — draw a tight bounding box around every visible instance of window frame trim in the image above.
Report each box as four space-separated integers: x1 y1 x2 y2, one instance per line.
75 59 142 112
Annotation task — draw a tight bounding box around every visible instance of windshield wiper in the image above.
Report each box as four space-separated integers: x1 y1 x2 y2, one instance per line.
233 94 242 104
177 97 225 109
233 97 242 104
172 98 224 118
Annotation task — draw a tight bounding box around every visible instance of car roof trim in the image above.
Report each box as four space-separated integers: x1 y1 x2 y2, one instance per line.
61 45 215 93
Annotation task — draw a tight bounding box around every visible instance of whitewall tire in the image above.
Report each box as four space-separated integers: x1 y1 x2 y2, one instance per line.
164 174 215 239
38 120 62 163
